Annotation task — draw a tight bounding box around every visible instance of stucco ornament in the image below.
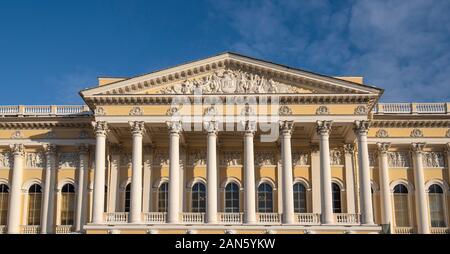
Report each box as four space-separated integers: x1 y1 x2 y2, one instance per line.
410 129 424 138
129 107 143 116
255 151 275 166
94 107 105 116
11 131 22 139
26 152 45 168
158 69 305 94
376 129 389 138
316 106 329 115
292 152 309 166
446 129 450 138
388 152 411 167
329 149 343 165
354 105 368 115
189 150 206 166
154 152 169 166
58 152 78 168
0 152 12 168
221 152 242 166
278 105 292 116
422 152 445 167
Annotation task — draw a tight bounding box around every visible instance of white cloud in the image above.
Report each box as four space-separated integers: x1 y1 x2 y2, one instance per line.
208 0 450 102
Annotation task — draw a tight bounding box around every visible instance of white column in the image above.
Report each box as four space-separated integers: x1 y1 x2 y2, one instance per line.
316 120 333 224
7 144 25 234
343 144 356 214
280 121 295 224
411 142 430 234
167 121 182 223
129 121 145 223
75 144 88 232
205 121 219 223
243 121 257 224
107 146 120 212
354 120 374 225
310 145 321 214
40 144 56 234
142 147 152 212
377 142 392 229
92 121 108 224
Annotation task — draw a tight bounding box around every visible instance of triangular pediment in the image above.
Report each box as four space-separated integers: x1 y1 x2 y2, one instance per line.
80 52 382 97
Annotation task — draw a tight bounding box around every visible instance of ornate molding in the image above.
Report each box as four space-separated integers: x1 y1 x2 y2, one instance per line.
411 142 426 153
422 152 445 168
0 152 12 168
354 105 367 115
255 151 275 166
94 107 105 116
129 121 146 135
204 106 218 117
241 120 257 134
354 120 370 135
376 129 389 138
278 105 292 116
25 152 45 168
329 148 343 165
58 152 79 168
9 144 25 157
376 142 391 154
388 151 411 167
154 151 169 166
410 129 423 138
11 131 22 139
93 121 108 136
221 152 242 166
189 150 206 166
43 144 57 155
129 106 143 116
316 106 329 115
166 106 181 116
292 152 309 166
158 69 305 95
166 121 183 134
279 121 294 135
343 144 355 154
371 120 450 128
316 120 332 135
204 120 219 134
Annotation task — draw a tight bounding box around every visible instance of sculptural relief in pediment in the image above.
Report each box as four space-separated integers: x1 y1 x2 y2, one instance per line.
154 69 316 95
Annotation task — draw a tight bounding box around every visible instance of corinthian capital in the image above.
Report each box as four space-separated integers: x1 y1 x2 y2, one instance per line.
411 142 426 154
167 121 183 134
43 144 57 155
93 121 109 136
129 121 146 135
10 144 25 156
343 144 355 154
203 121 219 134
279 121 294 135
354 120 370 135
241 120 257 135
376 142 391 154
316 120 332 135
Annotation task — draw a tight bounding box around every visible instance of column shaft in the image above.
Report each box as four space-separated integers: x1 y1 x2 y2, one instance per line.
243 121 256 223
205 121 218 223
130 121 145 223
75 145 88 232
7 144 25 234
92 122 108 224
411 142 430 234
355 121 374 225
280 121 295 224
41 145 56 234
167 121 182 223
317 121 333 224
377 143 392 228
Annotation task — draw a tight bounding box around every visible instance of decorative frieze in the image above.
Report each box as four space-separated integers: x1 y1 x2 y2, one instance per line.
316 106 329 115
388 152 411 168
329 148 343 165
278 105 292 116
0 152 12 168
376 129 389 138
166 106 181 116
255 151 275 166
154 152 169 166
158 69 304 95
410 129 424 138
25 152 45 168
11 131 22 139
189 150 206 166
221 152 242 166
354 105 367 115
58 153 78 168
129 107 143 116
94 107 105 116
292 152 309 166
422 152 445 168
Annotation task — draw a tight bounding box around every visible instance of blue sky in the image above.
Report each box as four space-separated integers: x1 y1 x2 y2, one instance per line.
0 0 449 104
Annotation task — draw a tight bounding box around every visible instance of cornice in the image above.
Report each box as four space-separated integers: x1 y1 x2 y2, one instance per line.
371 120 450 128
0 120 93 129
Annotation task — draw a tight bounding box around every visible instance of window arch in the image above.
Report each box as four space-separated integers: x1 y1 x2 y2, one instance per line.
225 182 240 213
257 183 273 213
0 184 9 225
332 183 341 213
124 183 131 212
158 182 169 212
60 183 75 225
27 184 42 225
191 182 206 213
393 184 410 227
428 184 446 227
293 183 307 213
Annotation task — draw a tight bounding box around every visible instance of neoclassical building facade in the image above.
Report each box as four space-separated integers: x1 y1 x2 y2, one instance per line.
0 53 449 234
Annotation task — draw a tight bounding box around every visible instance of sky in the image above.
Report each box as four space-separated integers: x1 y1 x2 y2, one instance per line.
0 0 449 104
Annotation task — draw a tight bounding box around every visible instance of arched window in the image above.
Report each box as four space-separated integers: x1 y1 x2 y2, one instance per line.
27 184 42 225
225 182 240 213
191 182 206 213
293 183 307 213
393 184 410 227
124 184 131 212
257 183 273 213
332 183 341 213
158 182 168 212
0 184 9 225
428 184 446 227
60 183 75 225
